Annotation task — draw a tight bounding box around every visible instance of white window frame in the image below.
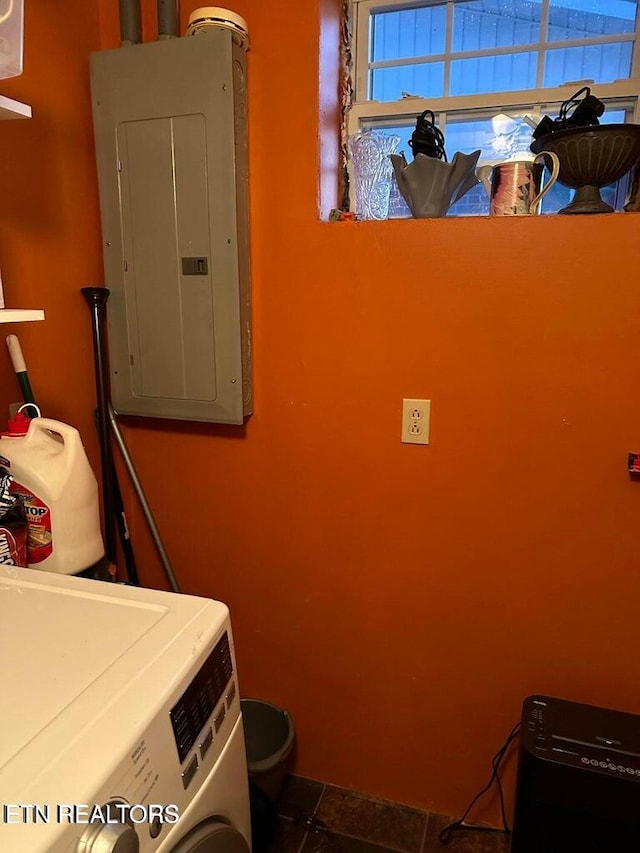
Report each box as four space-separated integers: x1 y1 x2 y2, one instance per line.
347 0 640 139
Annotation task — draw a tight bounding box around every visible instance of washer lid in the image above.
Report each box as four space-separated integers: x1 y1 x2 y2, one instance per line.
170 820 250 853
0 566 229 784
0 569 167 768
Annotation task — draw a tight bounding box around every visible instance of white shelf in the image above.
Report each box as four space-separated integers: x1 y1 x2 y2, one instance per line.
0 94 31 120
0 309 44 323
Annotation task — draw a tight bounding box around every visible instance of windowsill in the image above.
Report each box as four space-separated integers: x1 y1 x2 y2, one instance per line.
327 210 639 222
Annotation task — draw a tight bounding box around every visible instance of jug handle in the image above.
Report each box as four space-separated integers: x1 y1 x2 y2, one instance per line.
529 151 560 214
32 419 82 476
27 418 77 456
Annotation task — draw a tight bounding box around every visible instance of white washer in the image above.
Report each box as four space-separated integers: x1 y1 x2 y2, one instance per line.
0 567 251 853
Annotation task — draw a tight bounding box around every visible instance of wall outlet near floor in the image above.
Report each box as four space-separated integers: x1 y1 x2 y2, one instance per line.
401 398 431 445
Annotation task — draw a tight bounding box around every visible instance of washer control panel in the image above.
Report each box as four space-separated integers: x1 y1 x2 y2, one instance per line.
169 631 233 763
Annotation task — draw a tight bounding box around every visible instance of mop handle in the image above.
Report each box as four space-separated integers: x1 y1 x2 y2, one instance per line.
6 334 38 415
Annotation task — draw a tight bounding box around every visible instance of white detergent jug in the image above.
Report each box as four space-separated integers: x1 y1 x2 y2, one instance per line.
0 415 104 574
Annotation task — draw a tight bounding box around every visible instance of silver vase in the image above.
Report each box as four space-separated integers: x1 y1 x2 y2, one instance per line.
390 150 482 218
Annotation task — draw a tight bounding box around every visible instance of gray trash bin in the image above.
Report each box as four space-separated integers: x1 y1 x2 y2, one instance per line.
241 698 295 802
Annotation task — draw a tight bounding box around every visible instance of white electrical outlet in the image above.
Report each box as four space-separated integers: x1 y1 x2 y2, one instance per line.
401 398 431 445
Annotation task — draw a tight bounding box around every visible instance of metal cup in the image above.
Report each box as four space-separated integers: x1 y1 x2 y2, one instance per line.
489 152 560 216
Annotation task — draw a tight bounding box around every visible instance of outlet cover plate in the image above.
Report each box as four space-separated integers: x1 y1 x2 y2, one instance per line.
401 398 431 445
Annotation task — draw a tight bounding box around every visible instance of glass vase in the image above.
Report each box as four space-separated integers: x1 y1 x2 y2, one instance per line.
348 131 400 220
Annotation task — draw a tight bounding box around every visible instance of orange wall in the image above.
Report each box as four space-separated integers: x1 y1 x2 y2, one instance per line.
6 0 640 823
0 2 104 477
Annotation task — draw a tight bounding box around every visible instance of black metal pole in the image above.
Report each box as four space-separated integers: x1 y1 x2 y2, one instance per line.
82 287 117 569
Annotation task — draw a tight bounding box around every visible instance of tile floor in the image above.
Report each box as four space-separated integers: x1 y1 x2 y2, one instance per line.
272 776 510 853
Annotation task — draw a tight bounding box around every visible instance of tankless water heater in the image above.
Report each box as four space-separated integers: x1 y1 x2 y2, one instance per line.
90 30 251 424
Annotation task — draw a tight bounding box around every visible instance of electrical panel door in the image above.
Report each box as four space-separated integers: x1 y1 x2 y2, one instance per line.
91 31 251 424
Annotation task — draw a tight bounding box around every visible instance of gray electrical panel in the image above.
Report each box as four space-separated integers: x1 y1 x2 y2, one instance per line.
90 30 252 424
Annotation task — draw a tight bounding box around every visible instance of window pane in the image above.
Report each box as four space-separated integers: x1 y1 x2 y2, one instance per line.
447 114 535 160
448 182 489 216
598 108 627 123
543 41 632 85
446 114 536 215
371 63 445 101
452 0 541 52
450 51 537 95
548 0 637 41
374 123 414 155
371 5 446 62
541 177 621 211
375 113 537 164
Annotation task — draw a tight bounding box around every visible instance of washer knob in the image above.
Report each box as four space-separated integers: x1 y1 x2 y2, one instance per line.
77 821 139 853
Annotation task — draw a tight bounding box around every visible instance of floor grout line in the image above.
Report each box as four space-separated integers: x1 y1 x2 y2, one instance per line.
278 779 327 853
314 782 327 815
298 782 325 853
419 812 430 853
295 829 309 853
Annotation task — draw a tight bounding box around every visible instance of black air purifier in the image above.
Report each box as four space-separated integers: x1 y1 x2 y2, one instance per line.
511 695 640 852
